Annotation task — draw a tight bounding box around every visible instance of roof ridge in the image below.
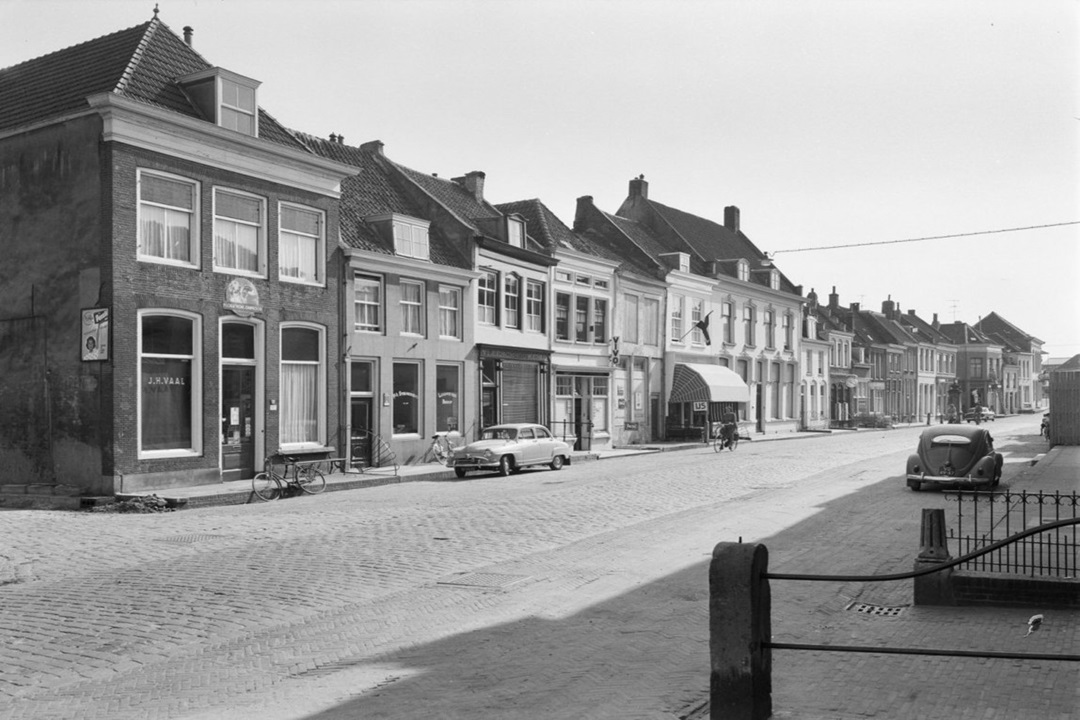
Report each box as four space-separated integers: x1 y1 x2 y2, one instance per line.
114 17 160 95
0 20 151 74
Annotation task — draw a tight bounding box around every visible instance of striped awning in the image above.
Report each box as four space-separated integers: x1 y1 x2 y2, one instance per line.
670 363 750 404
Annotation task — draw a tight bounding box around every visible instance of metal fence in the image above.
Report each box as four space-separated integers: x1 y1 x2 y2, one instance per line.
946 489 1080 577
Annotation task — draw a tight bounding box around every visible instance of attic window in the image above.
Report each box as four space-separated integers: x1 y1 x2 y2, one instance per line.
180 68 261 137
367 213 430 260
770 269 780 290
737 260 749 282
507 217 525 248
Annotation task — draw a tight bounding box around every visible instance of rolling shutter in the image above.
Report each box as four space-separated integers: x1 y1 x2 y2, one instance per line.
502 361 539 424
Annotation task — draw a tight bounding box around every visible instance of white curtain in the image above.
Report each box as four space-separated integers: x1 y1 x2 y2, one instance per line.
281 363 318 443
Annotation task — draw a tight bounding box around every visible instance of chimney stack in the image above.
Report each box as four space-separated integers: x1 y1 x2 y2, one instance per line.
629 174 648 199
932 313 940 330
183 26 194 46
453 171 486 203
724 206 740 232
882 295 896 319
574 195 594 230
829 286 839 309
360 140 384 155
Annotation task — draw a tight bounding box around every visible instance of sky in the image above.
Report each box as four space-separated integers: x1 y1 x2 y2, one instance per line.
2 0 1078 358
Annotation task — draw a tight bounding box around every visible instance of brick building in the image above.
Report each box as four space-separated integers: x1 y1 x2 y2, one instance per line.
0 16 352 494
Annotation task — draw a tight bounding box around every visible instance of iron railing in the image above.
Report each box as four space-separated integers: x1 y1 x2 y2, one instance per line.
945 489 1080 577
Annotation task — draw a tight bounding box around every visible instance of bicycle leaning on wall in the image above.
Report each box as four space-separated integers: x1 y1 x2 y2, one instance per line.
429 431 464 465
252 454 327 501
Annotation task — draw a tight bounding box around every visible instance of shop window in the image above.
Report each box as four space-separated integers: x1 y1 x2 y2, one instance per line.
139 311 201 456
280 324 324 447
393 362 420 435
436 364 460 433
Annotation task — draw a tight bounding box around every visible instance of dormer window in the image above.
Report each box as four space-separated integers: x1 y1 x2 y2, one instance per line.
180 68 261 137
736 260 749 282
367 213 430 260
769 269 780 290
507 217 525 248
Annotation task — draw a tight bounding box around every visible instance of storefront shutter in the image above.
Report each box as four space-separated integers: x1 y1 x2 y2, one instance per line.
502 361 539 424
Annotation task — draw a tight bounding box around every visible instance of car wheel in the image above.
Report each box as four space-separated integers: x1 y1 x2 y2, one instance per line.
907 479 922 491
454 468 467 479
550 455 564 471
498 455 513 477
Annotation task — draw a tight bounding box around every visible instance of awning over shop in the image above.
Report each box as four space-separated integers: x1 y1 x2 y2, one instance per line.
669 363 750 404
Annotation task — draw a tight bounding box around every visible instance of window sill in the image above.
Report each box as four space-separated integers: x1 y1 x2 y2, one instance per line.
138 256 198 269
279 276 326 288
139 448 201 460
214 267 267 280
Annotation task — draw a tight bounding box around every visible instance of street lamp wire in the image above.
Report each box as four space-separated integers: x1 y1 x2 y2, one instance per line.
770 220 1080 256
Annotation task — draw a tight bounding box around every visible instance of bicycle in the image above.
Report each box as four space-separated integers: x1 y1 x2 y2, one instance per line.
429 431 462 466
252 454 327 501
713 423 739 452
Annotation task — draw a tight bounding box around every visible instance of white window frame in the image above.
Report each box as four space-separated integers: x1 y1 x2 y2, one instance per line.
393 218 431 260
220 77 257 136
643 297 660 346
507 217 525 248
137 169 199 268
137 309 202 459
478 271 498 326
354 274 383 333
525 280 544 333
439 285 462 339
671 295 684 344
504 273 521 329
400 280 425 336
279 322 326 449
623 294 639 344
691 299 705 346
737 260 749 282
213 187 266 277
278 202 325 285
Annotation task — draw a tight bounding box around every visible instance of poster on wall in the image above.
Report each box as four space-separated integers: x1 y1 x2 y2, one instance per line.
81 308 109 361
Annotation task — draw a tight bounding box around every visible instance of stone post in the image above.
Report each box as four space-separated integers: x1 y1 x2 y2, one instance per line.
710 542 772 720
913 508 955 605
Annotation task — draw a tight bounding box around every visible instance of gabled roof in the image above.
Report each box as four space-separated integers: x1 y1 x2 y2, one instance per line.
292 132 470 269
897 310 953 345
939 321 996 346
974 312 1043 351
0 16 303 150
856 311 918 347
394 164 503 227
495 199 616 262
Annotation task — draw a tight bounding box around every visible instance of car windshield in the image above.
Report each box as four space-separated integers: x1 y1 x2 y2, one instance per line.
481 428 517 441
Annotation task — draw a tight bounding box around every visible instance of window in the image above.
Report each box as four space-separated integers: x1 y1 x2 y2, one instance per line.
478 271 498 325
737 260 749 282
591 376 609 432
279 203 324 284
525 280 544 332
355 274 382 332
507 217 524 248
555 292 571 340
744 305 755 346
436 364 460 433
350 360 373 394
624 294 639 344
783 314 793 350
138 170 197 266
280 325 324 446
556 270 573 283
214 189 264 275
769 269 780 290
764 310 776 349
393 362 420 434
971 357 985 379
691 299 705 345
575 296 589 342
400 281 424 335
671 295 684 343
722 301 734 344
439 286 461 339
643 298 660 346
593 298 608 344
504 274 520 329
139 311 200 456
393 219 430 259
220 77 256 135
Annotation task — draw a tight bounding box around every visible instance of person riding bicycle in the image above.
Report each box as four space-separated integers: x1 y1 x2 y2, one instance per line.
719 412 738 448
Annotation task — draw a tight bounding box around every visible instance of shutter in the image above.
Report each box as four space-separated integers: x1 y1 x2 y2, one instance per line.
502 361 538 424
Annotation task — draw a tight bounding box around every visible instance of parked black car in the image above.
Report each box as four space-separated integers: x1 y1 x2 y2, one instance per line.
906 424 1003 491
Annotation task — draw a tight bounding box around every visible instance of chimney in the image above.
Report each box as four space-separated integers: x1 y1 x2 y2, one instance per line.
360 140 384 155
882 295 896 319
338 134 345 145
574 195 594 230
932 313 940 331
851 302 861 313
828 286 839 309
807 288 819 308
453 171 486 203
629 174 648 199
329 133 337 143
724 206 740 232
908 309 916 316
183 26 194 46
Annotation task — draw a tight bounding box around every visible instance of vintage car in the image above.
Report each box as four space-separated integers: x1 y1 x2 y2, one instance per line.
451 423 572 478
963 406 995 423
906 424 1003 491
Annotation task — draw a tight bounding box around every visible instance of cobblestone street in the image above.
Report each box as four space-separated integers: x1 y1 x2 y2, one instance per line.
2 417 1075 719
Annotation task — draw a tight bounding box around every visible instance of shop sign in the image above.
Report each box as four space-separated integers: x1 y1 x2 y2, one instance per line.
693 401 707 412
224 278 262 317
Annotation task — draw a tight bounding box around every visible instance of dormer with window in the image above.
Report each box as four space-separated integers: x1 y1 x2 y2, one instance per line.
736 259 749 282
367 213 431 260
507 215 525 248
769 269 780 290
180 68 261 137
659 252 690 273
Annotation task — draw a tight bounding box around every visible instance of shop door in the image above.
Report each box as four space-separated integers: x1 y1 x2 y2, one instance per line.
481 387 498 429
221 365 256 482
350 398 373 468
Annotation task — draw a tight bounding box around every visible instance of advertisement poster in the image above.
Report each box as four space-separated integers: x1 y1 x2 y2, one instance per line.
81 308 109 361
